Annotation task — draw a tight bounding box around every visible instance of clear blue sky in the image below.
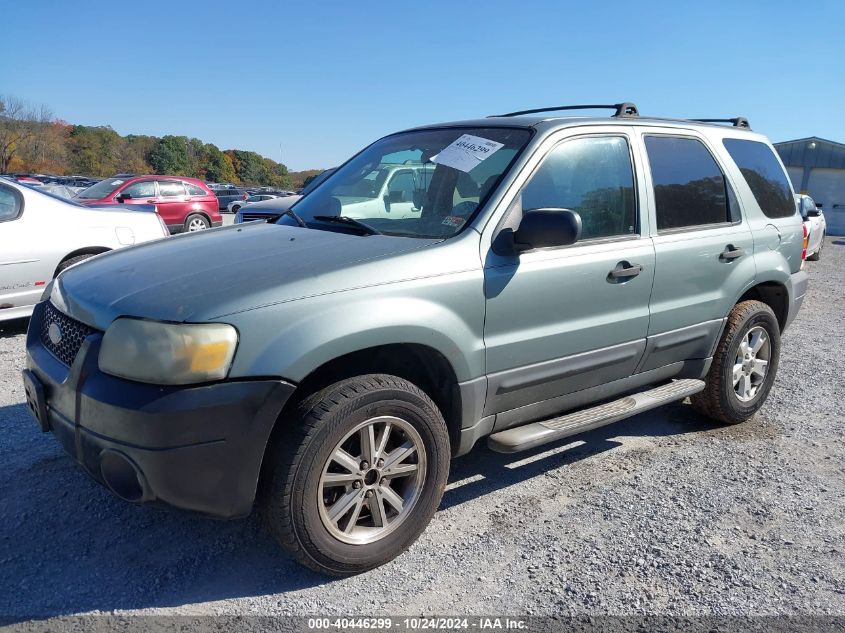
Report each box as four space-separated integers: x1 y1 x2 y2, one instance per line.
2 0 843 171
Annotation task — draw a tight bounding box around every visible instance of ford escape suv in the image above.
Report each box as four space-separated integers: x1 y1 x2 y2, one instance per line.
23 103 807 576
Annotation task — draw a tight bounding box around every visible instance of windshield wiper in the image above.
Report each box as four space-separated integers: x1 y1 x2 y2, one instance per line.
313 215 382 235
278 208 307 227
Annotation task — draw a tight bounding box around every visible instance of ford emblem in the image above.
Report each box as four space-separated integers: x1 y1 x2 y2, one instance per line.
48 322 63 346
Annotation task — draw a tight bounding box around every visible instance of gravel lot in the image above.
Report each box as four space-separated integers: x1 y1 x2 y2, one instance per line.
0 237 842 622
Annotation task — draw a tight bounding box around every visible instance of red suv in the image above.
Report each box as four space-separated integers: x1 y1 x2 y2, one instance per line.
77 175 222 233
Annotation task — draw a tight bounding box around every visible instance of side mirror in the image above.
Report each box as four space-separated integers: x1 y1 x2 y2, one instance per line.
387 190 404 203
115 192 131 202
806 207 820 217
512 208 582 253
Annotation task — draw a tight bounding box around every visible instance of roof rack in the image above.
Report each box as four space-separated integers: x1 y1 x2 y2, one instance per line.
690 117 751 129
490 102 639 119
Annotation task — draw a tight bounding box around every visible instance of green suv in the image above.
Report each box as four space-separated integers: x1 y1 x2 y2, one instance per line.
23 103 808 575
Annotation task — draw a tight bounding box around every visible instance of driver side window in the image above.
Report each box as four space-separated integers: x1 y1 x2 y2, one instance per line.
520 136 637 240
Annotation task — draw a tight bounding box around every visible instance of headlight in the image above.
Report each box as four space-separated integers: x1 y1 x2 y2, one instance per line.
99 319 238 385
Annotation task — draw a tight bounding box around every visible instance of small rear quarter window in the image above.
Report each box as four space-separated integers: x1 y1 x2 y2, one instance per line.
722 139 795 218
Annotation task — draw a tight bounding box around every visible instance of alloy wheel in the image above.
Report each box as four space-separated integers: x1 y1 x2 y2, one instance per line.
318 415 426 545
733 325 770 402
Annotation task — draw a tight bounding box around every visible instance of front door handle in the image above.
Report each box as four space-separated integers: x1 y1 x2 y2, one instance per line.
608 261 642 281
720 245 745 260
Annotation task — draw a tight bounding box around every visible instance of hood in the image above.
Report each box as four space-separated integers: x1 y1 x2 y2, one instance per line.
56 222 438 329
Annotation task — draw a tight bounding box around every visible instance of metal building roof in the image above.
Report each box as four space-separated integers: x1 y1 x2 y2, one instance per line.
774 137 845 169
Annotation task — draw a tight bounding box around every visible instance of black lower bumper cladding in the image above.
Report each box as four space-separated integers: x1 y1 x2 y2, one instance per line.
24 301 295 518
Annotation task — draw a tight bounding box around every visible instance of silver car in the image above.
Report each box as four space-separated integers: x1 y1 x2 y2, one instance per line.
0 179 168 321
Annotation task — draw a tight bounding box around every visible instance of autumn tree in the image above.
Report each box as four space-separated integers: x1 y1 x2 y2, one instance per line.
0 95 54 173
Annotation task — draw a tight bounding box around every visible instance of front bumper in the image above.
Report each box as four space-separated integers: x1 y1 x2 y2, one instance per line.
24 302 295 518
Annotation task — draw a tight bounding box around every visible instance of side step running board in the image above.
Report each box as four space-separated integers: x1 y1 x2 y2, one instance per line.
487 379 705 454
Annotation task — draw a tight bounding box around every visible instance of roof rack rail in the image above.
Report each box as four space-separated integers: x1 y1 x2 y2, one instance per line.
490 102 639 119
690 117 751 129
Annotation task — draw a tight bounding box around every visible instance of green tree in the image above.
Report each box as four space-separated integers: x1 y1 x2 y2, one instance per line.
146 135 190 175
201 143 237 183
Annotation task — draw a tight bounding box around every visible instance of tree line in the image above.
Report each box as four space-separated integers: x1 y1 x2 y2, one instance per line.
0 94 301 188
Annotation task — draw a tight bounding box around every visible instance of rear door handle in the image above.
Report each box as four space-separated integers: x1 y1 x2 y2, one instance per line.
720 245 745 260
608 261 642 281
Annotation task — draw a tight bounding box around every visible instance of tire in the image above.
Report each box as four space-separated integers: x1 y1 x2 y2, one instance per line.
231 205 240 214
260 374 450 576
184 213 210 232
807 233 823 260
691 300 780 424
56 253 96 274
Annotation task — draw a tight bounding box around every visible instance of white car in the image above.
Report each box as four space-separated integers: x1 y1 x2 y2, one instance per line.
332 163 435 219
227 193 280 214
796 194 826 260
0 178 169 321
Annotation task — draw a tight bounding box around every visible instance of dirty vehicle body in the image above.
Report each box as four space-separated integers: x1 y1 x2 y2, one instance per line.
0 179 168 321
23 104 807 575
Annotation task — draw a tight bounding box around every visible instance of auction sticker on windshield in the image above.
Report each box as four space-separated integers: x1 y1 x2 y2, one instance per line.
433 134 504 172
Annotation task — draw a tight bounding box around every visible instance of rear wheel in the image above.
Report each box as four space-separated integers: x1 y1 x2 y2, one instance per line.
260 374 450 576
691 300 780 424
184 213 210 232
231 204 241 214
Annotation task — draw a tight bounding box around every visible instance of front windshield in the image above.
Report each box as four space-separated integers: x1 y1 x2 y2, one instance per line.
76 177 124 199
284 127 531 238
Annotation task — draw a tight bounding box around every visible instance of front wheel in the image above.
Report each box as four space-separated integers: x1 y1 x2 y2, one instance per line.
691 300 781 424
260 374 450 576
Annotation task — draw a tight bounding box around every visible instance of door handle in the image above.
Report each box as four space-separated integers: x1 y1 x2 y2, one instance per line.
145 199 157 203
720 245 745 260
608 261 642 281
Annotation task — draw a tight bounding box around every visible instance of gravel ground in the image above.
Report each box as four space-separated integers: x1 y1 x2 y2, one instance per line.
0 237 842 622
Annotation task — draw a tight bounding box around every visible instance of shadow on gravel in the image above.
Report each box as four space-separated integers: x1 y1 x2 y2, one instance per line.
832 240 845 245
0 317 29 338
0 397 754 619
442 401 726 511
0 403 329 621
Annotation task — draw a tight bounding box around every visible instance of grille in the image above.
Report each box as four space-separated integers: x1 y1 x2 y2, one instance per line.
40 302 98 367
240 212 274 223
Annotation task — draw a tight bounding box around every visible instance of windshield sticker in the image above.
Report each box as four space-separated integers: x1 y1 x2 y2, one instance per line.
432 134 504 173
111 180 124 186
441 215 465 228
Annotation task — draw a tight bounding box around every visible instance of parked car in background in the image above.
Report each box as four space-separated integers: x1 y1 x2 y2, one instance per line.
15 175 45 187
234 168 336 224
795 194 826 260
22 104 807 576
227 193 280 214
75 175 222 233
213 187 248 211
0 178 168 321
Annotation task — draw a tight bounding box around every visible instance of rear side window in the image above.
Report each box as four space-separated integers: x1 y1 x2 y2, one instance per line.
521 136 637 240
0 183 23 221
185 183 206 196
722 138 795 218
645 136 731 230
157 181 186 197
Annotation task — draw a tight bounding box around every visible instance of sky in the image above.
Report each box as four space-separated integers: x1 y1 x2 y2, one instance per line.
2 0 844 171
